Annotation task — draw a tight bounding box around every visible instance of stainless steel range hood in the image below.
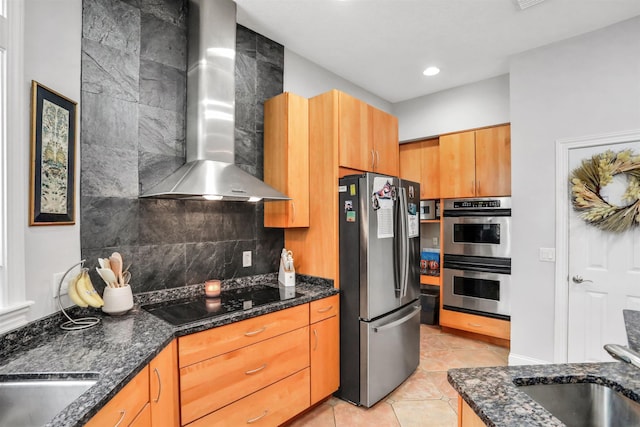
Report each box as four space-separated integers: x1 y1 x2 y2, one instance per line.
139 0 289 202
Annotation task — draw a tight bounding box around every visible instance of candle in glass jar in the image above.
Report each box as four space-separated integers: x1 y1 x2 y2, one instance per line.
205 279 221 298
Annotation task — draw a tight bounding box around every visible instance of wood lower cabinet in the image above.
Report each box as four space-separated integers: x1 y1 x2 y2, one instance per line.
177 304 313 426
440 309 510 341
129 403 151 427
149 340 179 427
309 295 340 405
439 124 511 198
85 366 150 427
399 138 440 199
458 395 485 427
186 369 310 427
264 92 310 228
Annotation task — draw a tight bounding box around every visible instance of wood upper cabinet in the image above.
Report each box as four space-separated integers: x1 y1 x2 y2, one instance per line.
149 340 179 427
399 138 440 199
439 124 511 198
264 92 310 228
475 124 511 197
338 91 399 175
309 295 340 405
371 106 399 176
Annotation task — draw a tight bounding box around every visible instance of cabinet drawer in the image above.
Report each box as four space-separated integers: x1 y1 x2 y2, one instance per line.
178 304 309 368
310 295 339 324
180 326 310 425
186 368 310 427
85 366 149 427
440 309 510 340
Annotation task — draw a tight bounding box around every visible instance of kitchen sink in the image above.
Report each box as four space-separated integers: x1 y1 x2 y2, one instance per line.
518 382 640 427
0 376 97 427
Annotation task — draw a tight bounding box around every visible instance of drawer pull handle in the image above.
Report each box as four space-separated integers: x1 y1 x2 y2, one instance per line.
317 305 333 313
245 363 267 375
313 328 319 351
153 367 162 403
247 410 268 424
114 409 126 427
468 323 482 328
245 327 266 337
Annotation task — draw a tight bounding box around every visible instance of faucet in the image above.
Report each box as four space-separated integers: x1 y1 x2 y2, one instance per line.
604 344 640 369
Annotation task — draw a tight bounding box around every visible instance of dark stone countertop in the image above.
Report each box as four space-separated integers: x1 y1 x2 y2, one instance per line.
0 273 337 427
448 361 640 426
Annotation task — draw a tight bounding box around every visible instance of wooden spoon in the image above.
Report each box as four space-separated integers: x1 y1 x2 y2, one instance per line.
109 253 123 287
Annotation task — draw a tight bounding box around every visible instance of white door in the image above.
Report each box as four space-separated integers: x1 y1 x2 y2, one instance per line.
567 140 640 362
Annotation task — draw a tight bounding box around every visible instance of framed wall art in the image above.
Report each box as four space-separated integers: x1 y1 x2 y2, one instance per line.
29 81 77 226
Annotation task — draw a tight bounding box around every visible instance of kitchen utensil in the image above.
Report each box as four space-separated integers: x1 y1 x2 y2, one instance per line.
96 268 117 288
122 270 131 286
109 253 123 287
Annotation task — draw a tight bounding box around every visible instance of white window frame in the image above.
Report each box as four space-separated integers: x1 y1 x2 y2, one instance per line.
0 0 32 334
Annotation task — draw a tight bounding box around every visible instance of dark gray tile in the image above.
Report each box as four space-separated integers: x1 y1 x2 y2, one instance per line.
256 235 283 274
235 53 257 106
184 200 225 242
138 151 186 194
139 59 186 113
185 242 227 284
81 38 139 102
134 244 186 292
83 0 141 54
225 240 255 278
140 12 187 70
139 104 185 156
235 100 256 133
139 0 187 28
256 33 284 67
223 202 256 240
236 25 256 59
81 143 139 198
256 131 264 180
138 198 186 244
81 91 138 151
80 197 139 249
256 60 284 102
234 128 256 169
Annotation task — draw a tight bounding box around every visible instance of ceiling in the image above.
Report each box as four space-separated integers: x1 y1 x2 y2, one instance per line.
235 0 640 104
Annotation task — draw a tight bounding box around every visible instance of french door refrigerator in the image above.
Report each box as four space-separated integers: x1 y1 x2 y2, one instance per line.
337 172 421 407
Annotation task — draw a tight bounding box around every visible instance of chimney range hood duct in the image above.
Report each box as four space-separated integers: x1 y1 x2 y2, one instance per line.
139 0 289 202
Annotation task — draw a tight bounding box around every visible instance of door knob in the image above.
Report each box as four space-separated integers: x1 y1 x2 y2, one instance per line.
572 275 593 284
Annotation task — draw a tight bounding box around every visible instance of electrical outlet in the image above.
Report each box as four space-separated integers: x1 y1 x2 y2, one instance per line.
243 251 252 267
52 272 70 297
432 237 439 247
539 247 556 262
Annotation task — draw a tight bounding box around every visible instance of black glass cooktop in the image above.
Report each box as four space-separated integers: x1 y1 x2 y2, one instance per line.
142 284 303 326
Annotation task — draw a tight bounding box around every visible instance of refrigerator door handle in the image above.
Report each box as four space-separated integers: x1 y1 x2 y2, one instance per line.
399 187 410 298
373 305 421 332
393 187 403 297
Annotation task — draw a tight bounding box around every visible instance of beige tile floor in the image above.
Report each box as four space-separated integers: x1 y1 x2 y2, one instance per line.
287 324 509 427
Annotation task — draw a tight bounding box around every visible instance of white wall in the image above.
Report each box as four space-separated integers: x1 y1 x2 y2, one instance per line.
393 74 510 142
23 0 82 321
509 16 640 364
283 49 392 113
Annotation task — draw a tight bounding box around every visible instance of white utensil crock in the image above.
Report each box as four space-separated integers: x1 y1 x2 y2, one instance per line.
102 284 134 315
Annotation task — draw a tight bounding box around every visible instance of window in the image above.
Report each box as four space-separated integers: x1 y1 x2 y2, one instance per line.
0 0 32 333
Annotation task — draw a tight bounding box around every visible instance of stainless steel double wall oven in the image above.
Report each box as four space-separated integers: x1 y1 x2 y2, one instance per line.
442 197 512 320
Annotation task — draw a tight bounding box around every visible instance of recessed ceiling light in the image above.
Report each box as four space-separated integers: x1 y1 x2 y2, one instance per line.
423 66 440 77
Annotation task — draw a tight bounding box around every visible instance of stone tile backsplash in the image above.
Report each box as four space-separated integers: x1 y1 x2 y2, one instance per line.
80 0 285 293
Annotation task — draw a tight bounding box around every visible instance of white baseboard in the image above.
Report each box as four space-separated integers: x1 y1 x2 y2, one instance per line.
508 353 551 366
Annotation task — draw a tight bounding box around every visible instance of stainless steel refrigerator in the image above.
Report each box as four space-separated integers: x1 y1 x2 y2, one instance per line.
336 172 421 407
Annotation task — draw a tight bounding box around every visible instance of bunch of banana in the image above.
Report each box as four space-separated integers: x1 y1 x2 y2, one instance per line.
68 268 104 308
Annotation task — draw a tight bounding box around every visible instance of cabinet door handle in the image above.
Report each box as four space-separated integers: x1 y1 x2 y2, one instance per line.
317 305 333 313
291 201 296 223
371 149 376 169
245 326 266 337
247 410 268 424
245 363 267 375
114 410 126 427
477 180 480 194
153 367 162 403
313 328 319 351
376 150 380 169
467 323 482 328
